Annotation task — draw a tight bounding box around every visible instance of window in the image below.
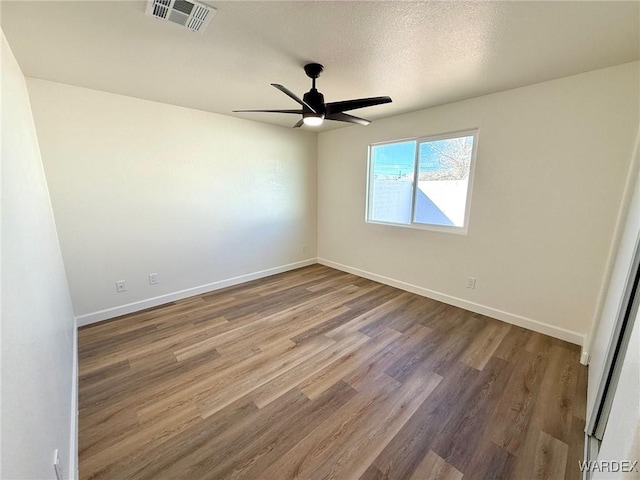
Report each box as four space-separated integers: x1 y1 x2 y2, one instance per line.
366 130 478 233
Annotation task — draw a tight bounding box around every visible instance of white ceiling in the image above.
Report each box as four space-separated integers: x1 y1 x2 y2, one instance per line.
2 1 639 131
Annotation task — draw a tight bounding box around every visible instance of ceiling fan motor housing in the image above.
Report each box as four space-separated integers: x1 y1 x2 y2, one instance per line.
303 89 326 118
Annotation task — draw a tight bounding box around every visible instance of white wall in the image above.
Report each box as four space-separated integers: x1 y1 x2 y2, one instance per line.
1 33 76 479
25 79 318 324
318 62 639 344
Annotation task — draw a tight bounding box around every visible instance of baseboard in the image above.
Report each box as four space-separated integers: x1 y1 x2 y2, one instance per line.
76 256 587 346
318 257 585 346
69 316 78 480
580 350 590 366
76 259 318 327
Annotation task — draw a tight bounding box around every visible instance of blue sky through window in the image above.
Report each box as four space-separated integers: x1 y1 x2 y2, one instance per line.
371 141 415 178
371 139 463 177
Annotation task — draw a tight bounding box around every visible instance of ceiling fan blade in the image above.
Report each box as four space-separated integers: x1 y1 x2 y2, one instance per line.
325 112 371 126
271 84 316 113
293 119 304 128
233 109 303 114
326 96 392 114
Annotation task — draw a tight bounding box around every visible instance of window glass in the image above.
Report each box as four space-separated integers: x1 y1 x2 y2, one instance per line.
414 135 474 227
369 141 416 225
367 131 477 233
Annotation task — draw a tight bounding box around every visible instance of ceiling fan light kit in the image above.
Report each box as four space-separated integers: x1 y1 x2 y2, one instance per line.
303 113 324 127
233 63 392 128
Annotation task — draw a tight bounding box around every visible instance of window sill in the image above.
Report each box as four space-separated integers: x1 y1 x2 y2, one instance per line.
365 219 469 235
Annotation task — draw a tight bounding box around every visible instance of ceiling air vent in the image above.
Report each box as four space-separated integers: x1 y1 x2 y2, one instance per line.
145 0 216 33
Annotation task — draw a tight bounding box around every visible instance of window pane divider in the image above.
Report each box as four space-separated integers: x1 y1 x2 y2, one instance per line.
409 140 419 224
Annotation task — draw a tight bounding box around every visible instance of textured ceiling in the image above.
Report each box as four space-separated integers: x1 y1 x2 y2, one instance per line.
2 1 639 131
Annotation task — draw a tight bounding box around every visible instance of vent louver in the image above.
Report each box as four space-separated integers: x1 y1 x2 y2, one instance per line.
145 0 216 33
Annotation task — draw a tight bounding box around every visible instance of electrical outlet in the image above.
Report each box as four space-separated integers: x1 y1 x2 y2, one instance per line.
53 449 62 480
302 244 307 254
115 280 127 292
466 277 476 289
149 273 159 285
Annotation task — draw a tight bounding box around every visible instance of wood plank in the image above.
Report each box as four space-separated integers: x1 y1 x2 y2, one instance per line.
460 317 511 370
261 369 440 480
195 381 359 480
533 430 569 480
486 348 549 454
80 343 257 428
344 323 433 390
103 395 262 480
565 416 586 480
315 371 441 480
324 292 414 340
528 345 579 444
431 355 513 472
463 438 514 480
372 361 479 479
408 450 464 480
136 337 301 422
297 328 403 400
252 331 370 408
359 464 387 480
196 335 336 418
81 401 201 479
573 361 588 421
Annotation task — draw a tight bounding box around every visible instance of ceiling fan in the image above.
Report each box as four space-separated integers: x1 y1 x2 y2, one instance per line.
233 63 392 128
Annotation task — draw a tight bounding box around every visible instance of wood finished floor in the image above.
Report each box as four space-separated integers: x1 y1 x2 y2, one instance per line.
79 265 587 480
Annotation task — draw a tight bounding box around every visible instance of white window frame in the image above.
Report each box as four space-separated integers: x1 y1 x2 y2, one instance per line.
365 129 479 235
